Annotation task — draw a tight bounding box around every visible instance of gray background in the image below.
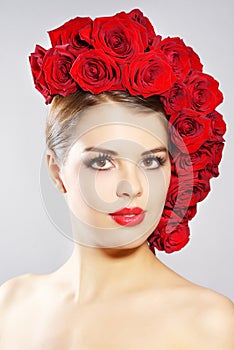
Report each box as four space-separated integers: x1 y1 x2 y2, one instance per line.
1 0 233 300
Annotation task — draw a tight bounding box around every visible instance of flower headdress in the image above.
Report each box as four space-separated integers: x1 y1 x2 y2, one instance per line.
29 9 226 254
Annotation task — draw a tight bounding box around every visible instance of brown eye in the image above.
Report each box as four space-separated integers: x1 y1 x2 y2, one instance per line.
90 158 113 170
95 158 110 168
139 156 166 169
143 158 154 167
84 153 114 170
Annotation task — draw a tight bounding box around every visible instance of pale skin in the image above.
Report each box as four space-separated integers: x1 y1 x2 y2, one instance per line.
0 102 234 349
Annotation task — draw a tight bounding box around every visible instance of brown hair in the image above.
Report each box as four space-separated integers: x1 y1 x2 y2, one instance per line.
46 90 167 166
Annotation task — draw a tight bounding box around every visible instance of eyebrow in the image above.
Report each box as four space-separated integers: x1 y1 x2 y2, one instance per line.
82 146 168 156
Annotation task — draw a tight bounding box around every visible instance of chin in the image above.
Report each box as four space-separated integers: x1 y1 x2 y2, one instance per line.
117 235 150 250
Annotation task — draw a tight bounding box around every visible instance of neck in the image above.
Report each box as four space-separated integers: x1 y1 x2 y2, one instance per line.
54 241 166 305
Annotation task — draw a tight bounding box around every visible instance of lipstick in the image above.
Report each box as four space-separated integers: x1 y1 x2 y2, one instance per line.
109 207 145 226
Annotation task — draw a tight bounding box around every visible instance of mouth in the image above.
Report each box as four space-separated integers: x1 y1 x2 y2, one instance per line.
109 207 145 226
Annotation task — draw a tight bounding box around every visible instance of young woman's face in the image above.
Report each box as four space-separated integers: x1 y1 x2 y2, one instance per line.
59 102 171 249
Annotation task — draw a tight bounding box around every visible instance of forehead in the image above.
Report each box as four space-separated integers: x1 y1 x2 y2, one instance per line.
71 102 168 148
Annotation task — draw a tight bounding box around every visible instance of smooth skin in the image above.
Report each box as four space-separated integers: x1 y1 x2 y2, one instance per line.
0 102 233 349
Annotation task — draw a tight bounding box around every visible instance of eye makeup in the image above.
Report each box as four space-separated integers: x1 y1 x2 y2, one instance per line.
83 151 167 171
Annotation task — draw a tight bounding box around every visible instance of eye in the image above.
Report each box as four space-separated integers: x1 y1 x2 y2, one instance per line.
84 153 114 170
139 155 166 170
84 153 167 171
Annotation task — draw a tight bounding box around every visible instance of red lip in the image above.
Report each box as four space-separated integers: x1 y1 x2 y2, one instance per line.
110 207 144 216
109 207 145 226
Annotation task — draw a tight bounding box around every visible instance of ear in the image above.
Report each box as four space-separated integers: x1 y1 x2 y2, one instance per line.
45 150 67 194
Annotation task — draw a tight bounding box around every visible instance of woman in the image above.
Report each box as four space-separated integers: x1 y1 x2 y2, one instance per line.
0 8 233 349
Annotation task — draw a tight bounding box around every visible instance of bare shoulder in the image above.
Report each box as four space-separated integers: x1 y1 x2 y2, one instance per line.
182 283 234 349
160 270 234 349
187 283 234 317
198 289 234 348
0 274 30 298
0 273 40 311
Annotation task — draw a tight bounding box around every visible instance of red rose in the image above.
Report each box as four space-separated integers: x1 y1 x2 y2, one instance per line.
177 172 210 206
161 208 178 219
164 174 180 209
206 110 226 142
165 168 210 213
127 8 156 45
202 170 216 183
173 152 194 176
148 228 165 252
79 12 148 62
150 35 162 50
173 145 212 175
192 175 210 203
42 45 77 97
148 216 190 253
163 223 190 253
186 46 203 71
125 50 176 97
163 196 197 222
190 147 212 171
169 109 211 153
211 142 224 167
160 37 191 81
161 82 190 115
175 205 197 221
169 154 176 175
164 173 194 211
161 205 196 222
186 71 223 113
29 45 52 104
48 16 92 54
70 49 122 94
203 141 225 177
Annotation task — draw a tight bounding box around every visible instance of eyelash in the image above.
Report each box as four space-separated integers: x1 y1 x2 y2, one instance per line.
84 152 167 171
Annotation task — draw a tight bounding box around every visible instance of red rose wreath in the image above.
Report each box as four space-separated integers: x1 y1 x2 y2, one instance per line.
29 9 226 254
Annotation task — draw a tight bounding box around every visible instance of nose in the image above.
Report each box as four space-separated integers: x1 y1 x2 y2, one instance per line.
116 160 143 199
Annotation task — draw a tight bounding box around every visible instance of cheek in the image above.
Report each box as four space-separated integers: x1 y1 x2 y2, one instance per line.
60 162 84 207
76 167 120 212
95 170 119 203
